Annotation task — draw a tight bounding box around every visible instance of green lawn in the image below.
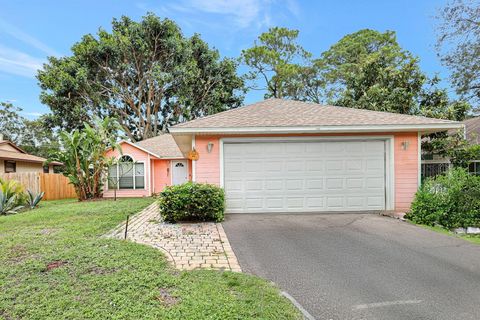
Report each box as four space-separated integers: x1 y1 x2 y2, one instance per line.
0 198 300 320
412 223 480 245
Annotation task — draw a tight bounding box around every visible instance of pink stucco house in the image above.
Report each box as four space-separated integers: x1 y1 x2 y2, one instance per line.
106 99 463 214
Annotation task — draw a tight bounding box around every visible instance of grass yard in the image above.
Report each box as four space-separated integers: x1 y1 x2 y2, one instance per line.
413 223 480 245
0 198 300 320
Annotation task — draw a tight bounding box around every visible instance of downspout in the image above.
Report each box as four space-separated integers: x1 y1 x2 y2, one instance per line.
417 132 422 188
192 134 196 182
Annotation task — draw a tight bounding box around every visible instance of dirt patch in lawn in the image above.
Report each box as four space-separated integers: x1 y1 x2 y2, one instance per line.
156 288 181 307
44 260 68 271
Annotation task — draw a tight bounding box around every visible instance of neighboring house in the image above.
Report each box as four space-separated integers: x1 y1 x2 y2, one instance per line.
461 116 480 175
422 116 480 177
0 138 60 174
462 116 480 145
107 98 462 214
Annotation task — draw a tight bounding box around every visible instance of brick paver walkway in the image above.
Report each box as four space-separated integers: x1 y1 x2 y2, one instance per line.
107 203 241 272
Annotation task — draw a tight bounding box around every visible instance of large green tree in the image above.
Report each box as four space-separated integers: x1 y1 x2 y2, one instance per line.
241 27 311 99
436 0 480 112
0 102 59 158
38 14 244 141
318 29 426 114
0 102 24 143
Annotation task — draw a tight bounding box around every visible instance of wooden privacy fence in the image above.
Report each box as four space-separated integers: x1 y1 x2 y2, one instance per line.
0 173 77 200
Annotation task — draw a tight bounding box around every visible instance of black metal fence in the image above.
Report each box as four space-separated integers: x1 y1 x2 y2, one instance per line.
421 160 480 180
421 161 451 180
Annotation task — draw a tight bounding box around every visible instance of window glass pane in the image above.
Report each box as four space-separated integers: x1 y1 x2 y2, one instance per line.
119 163 133 177
108 165 117 177
119 155 133 162
135 163 145 189
119 176 134 189
108 165 117 189
469 162 476 174
118 163 134 189
5 161 16 173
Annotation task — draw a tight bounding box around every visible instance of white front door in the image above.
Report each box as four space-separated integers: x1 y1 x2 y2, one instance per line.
223 140 386 213
172 160 188 185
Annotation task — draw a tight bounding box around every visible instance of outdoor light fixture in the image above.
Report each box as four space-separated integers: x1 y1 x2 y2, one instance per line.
207 142 214 153
401 141 410 150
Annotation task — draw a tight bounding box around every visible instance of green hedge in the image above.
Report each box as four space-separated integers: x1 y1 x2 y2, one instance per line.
405 168 480 228
158 182 225 223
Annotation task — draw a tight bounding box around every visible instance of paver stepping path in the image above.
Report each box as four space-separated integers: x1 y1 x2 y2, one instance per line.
107 202 241 272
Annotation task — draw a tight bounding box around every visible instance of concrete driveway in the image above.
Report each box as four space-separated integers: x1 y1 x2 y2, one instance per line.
222 213 480 320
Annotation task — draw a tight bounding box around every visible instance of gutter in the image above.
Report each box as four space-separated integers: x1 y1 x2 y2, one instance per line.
169 123 465 135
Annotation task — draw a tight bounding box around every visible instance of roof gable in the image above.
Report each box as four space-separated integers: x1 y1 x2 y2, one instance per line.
0 141 26 153
135 134 184 159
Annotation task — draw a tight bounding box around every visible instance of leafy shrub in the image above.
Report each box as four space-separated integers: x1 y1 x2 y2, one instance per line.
405 168 480 228
158 182 225 223
26 190 45 209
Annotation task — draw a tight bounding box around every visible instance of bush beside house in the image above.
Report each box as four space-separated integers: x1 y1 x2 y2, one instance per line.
406 168 480 229
158 182 225 223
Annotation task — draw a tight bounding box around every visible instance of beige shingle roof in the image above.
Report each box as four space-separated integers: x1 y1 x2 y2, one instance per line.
0 149 48 163
172 98 458 130
464 117 480 144
135 134 184 158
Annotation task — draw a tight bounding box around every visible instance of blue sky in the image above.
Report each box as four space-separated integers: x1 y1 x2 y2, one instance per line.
0 0 450 119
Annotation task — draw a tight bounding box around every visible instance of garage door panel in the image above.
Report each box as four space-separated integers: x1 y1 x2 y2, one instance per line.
326 197 344 209
346 196 364 208
345 160 363 171
266 161 283 171
265 180 283 190
305 160 324 171
324 143 345 153
326 160 343 171
306 197 324 209
223 140 385 213
326 178 344 190
305 179 324 189
285 179 303 190
265 198 283 209
245 198 263 210
346 178 363 189
286 197 304 208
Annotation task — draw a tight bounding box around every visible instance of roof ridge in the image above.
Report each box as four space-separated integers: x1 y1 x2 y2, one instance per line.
171 99 273 129
277 98 456 123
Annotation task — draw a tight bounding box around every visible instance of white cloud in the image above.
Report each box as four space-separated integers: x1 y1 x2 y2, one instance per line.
162 0 300 30
0 45 44 78
0 19 59 57
186 0 264 28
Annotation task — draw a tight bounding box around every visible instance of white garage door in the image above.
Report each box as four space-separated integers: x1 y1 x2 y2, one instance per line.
223 140 386 213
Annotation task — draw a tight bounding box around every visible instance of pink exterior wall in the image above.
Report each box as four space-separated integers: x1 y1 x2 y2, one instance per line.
151 159 193 194
152 160 170 193
195 136 221 185
393 132 419 211
194 133 420 211
104 142 151 198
